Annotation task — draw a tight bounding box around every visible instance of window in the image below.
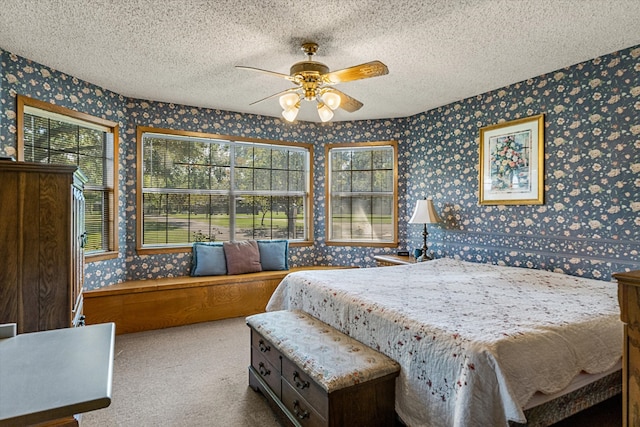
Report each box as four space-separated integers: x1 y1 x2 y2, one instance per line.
17 95 119 261
325 141 398 246
137 126 312 252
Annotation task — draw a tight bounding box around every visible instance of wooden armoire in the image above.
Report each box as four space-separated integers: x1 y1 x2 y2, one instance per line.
0 161 87 333
616 270 640 427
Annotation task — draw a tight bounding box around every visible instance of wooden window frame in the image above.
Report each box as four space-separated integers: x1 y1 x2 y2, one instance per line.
136 126 314 255
16 94 119 262
325 141 398 247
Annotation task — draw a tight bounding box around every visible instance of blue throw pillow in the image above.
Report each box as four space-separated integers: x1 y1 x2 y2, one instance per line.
191 242 227 276
257 240 289 271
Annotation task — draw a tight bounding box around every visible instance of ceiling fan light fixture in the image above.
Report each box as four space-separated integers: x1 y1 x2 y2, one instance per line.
237 41 388 123
279 92 299 110
282 103 300 122
317 102 334 122
321 90 341 110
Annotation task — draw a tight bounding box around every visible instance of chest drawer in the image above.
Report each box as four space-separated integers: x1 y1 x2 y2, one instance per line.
282 378 326 427
251 346 281 397
281 355 328 418
251 329 281 370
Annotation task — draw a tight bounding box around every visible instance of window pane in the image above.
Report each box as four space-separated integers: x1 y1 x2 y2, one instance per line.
211 166 230 189
189 164 211 190
253 146 271 168
253 169 270 191
376 150 393 169
189 195 227 242
373 170 393 192
327 143 396 243
79 154 104 185
79 128 103 158
331 150 351 171
189 141 211 165
166 163 190 189
352 171 371 192
50 121 76 153
350 196 372 239
371 195 394 241
272 170 288 191
234 145 253 167
84 190 104 252
165 140 191 189
235 196 260 240
143 193 167 245
208 195 231 241
331 171 351 192
289 151 305 171
49 151 77 167
272 149 288 169
211 143 230 166
234 167 254 190
330 195 349 239
235 195 304 240
142 193 188 245
24 115 52 163
277 196 305 240
352 150 372 170
289 171 304 192
144 138 167 188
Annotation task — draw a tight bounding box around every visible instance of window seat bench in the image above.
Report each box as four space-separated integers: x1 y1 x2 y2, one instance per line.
83 266 345 335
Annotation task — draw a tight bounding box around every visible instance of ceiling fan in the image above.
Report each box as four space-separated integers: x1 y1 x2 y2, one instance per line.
236 42 388 122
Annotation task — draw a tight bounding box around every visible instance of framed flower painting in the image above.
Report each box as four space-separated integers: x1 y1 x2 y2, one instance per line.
479 114 544 205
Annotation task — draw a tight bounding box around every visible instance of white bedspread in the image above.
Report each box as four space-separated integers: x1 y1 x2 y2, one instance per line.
266 258 622 427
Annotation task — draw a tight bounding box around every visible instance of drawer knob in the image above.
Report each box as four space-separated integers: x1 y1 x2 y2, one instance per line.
293 371 310 390
258 339 271 353
293 400 310 420
258 362 271 377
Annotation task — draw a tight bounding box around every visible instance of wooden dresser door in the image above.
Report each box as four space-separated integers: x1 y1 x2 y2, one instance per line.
0 162 85 333
615 270 640 427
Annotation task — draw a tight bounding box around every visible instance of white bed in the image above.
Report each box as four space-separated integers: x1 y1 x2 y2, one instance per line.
265 258 622 427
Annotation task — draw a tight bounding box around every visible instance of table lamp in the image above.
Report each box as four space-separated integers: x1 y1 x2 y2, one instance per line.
408 197 440 261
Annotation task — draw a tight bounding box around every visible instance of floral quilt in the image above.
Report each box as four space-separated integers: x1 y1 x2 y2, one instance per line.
266 258 622 427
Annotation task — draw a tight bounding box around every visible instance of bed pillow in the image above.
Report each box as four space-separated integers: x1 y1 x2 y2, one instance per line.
223 240 263 275
191 242 227 276
257 239 289 271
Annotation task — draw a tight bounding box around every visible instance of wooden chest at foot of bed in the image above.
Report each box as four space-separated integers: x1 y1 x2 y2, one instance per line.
246 310 400 427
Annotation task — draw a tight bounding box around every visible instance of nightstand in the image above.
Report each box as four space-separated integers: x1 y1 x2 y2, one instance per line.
373 254 416 267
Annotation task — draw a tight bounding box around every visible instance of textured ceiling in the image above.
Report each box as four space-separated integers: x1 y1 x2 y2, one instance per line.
1 0 640 122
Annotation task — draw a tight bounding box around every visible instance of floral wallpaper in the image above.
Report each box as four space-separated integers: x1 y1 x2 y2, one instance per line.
1 43 638 288
0 49 129 287
405 46 640 281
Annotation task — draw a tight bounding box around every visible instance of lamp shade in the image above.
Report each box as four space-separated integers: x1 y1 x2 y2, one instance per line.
279 92 299 110
408 198 440 224
317 102 334 122
321 90 341 110
281 104 300 122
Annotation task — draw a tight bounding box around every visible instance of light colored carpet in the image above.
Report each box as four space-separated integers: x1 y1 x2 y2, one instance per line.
81 316 620 427
82 317 282 427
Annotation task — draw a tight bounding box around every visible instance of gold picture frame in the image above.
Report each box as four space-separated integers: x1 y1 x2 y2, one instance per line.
479 114 544 205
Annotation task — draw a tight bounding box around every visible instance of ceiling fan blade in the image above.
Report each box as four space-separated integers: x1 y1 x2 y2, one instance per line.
249 87 299 105
329 89 364 112
322 60 388 84
235 65 295 82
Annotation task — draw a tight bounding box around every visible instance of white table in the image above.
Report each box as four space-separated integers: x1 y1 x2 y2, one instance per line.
0 323 115 426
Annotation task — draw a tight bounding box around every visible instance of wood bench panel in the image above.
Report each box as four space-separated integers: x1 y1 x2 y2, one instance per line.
84 267 344 334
